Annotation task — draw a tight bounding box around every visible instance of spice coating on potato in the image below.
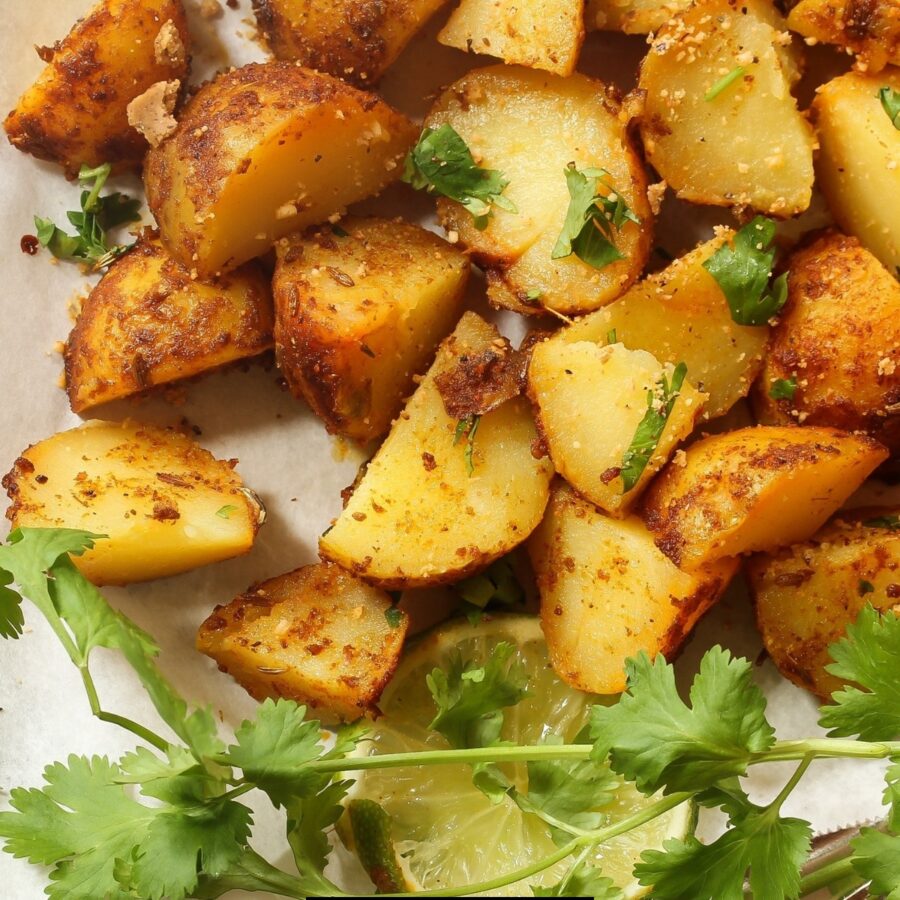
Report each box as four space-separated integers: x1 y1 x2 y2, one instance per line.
586 0 692 34
197 562 407 722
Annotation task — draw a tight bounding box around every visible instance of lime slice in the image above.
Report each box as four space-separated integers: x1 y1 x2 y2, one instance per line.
340 614 693 896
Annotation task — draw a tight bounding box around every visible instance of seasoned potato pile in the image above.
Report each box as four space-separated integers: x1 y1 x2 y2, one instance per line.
3 421 262 585
197 562 407 721
273 217 468 442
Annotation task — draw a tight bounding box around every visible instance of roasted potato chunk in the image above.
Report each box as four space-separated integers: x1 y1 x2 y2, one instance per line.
754 232 900 451
438 0 585 76
585 0 690 34
530 481 737 694
65 233 273 413
639 0 814 217
145 62 416 275
252 0 446 86
642 425 888 569
425 65 651 316
319 312 553 589
3 420 262 585
527 341 705 515
197 562 407 721
813 70 900 274
4 0 190 175
273 218 469 442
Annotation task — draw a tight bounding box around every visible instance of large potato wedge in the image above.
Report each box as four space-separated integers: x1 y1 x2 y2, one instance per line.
530 481 737 694
144 62 416 276
639 0 814 217
319 312 553 589
197 562 407 722
424 65 651 316
754 231 900 451
3 420 262 585
4 0 189 175
585 0 690 34
65 232 273 413
527 341 705 515
273 217 468 442
813 70 900 274
642 425 888 569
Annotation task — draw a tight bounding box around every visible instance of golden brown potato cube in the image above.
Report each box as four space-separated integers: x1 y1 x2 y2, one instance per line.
319 312 554 589
252 0 446 86
65 233 273 413
438 0 585 76
144 62 416 276
197 562 407 722
754 231 900 451
639 0 814 217
3 420 262 585
527 341 705 515
4 0 190 175
530 481 737 694
642 425 888 570
273 218 469 442
424 65 651 316
585 0 690 34
813 70 900 274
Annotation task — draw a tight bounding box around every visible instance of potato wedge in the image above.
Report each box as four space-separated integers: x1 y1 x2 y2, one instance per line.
585 0 690 34
3 420 262 585
319 312 553 588
65 233 273 413
4 0 190 175
642 425 888 569
197 562 407 721
144 62 416 275
527 341 705 515
530 481 737 694
754 231 900 451
438 0 585 76
273 217 468 442
424 65 651 316
639 0 814 217
813 70 900 274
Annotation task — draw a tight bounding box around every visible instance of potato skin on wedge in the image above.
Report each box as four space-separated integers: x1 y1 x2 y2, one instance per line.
197 562 407 722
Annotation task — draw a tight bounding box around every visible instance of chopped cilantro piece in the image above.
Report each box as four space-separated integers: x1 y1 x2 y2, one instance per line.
879 86 900 130
705 66 746 102
769 377 797 401
215 504 238 519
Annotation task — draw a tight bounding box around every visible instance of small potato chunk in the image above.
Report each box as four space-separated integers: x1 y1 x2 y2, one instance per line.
65 233 273 413
585 0 690 34
530 481 737 694
754 232 900 451
438 0 585 76
639 0 814 217
3 420 262 585
197 562 407 721
642 425 888 569
748 510 900 699
144 62 416 275
4 0 190 175
320 312 554 589
813 70 900 273
425 66 651 316
252 0 446 86
527 341 705 515
273 218 469 442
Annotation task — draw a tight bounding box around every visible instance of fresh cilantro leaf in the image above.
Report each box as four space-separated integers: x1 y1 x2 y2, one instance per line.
533 861 624 898
850 827 900 899
705 66 746 102
116 745 220 805
0 569 24 638
286 780 352 893
865 514 900 530
384 606 405 628
769 377 797 401
454 414 481 476
606 328 617 344
880 87 900 130
455 555 524 625
215 504 238 519
620 362 687 492
886 760 900 831
703 217 788 326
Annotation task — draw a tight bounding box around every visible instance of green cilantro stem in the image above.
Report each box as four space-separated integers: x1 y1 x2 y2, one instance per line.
797 854 858 896
768 756 813 814
705 66 746 101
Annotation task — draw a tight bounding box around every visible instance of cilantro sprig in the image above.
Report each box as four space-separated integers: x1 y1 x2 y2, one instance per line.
454 413 481 476
769 376 798 401
880 86 900 130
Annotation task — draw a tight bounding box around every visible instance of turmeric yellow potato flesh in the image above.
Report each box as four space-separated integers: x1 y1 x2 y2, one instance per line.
585 0 690 34
813 70 900 274
639 0 814 217
438 0 585 76
197 562 407 722
530 482 737 694
527 341 705 515
273 217 469 442
642 425 888 570
319 312 554 589
65 233 273 413
3 0 190 175
425 65 651 316
144 62 417 275
3 420 262 585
